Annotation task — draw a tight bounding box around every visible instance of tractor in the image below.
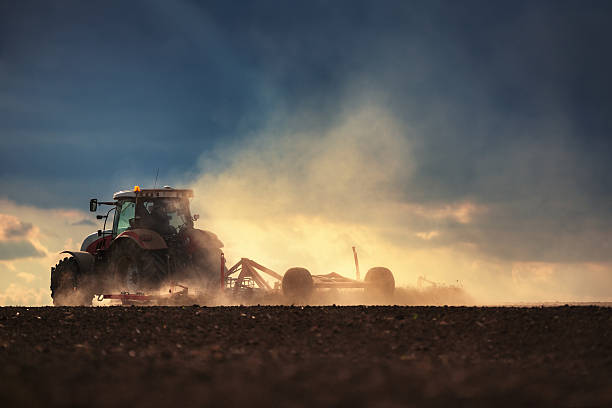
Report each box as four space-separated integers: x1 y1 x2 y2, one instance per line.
51 185 396 306
50 186 223 305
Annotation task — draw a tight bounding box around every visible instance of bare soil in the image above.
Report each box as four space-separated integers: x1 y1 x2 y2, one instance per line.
1 305 611 407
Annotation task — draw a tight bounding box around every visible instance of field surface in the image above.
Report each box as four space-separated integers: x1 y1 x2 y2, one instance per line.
1 305 611 407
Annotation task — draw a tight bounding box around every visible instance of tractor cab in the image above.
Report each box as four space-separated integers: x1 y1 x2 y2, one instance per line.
82 186 198 253
112 186 195 237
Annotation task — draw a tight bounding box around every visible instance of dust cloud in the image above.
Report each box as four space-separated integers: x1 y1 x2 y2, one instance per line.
186 106 478 305
184 101 612 305
3 105 608 305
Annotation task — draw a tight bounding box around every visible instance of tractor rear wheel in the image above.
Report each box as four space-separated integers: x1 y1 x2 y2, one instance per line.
190 247 223 287
50 256 93 306
282 267 314 302
364 267 395 298
110 240 167 293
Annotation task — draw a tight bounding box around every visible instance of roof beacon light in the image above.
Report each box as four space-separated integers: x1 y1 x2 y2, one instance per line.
134 185 141 192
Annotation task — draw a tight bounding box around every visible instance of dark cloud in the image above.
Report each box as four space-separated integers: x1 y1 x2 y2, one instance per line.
443 204 612 263
0 240 45 260
3 221 33 238
1 0 611 268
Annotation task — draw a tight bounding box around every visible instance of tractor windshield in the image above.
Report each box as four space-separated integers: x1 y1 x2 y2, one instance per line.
139 198 192 235
114 200 135 236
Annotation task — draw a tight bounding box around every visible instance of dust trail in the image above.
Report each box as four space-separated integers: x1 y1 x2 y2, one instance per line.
180 106 475 305
183 98 612 304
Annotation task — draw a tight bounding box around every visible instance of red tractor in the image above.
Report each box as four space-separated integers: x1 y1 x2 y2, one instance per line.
50 186 224 305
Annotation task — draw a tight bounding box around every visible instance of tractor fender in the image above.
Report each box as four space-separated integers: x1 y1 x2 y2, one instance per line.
60 250 94 274
187 228 224 249
115 229 168 250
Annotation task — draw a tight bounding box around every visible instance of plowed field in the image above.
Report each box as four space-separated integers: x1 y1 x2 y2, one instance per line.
1 306 611 407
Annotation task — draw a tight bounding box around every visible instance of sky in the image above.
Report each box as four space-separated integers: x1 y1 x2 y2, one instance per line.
1 0 611 304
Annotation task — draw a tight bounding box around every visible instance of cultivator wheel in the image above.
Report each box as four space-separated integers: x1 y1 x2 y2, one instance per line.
282 267 314 302
364 267 395 298
50 257 93 306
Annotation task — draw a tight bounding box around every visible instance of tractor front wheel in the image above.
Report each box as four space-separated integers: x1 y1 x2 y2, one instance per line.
50 257 93 306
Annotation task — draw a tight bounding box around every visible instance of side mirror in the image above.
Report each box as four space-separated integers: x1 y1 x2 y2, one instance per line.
90 199 98 212
193 214 200 222
97 229 102 237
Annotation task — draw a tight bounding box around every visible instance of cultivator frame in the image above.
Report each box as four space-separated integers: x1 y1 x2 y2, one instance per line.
98 247 394 305
100 283 192 305
222 254 378 292
224 258 283 292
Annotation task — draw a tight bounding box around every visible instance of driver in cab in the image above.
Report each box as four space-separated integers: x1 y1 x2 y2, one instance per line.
140 201 175 235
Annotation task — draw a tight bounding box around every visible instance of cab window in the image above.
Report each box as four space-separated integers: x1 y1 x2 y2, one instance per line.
113 201 135 236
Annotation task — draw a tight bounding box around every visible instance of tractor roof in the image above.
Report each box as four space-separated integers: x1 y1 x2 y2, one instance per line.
113 186 194 200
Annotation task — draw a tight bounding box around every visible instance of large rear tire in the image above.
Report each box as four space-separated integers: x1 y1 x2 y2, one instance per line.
282 267 314 302
364 267 395 298
50 257 93 306
182 229 224 288
110 240 167 293
190 247 223 287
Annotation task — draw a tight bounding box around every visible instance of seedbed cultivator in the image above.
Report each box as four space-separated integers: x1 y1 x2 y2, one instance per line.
99 248 395 305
